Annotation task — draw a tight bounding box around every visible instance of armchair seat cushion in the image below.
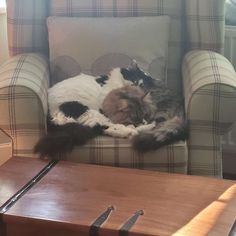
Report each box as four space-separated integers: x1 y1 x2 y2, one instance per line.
66 136 188 174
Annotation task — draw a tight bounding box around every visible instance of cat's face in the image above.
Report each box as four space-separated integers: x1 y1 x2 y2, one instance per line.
110 98 147 126
102 85 155 126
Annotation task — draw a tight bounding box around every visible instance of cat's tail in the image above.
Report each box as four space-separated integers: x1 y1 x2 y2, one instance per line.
34 123 104 160
132 116 188 152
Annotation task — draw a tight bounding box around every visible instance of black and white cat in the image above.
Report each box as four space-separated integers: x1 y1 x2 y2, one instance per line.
35 63 143 158
47 67 138 137
34 62 187 159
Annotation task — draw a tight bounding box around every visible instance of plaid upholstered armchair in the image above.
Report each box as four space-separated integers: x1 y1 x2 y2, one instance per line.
1 0 236 177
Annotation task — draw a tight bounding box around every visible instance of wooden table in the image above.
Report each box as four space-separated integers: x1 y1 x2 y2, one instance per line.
1 157 236 236
0 157 49 207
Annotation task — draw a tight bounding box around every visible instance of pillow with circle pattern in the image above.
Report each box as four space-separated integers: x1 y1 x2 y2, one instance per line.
47 16 170 84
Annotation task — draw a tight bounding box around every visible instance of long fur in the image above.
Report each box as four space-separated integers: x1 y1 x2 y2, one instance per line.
102 83 188 151
34 123 104 159
35 63 188 158
132 117 188 152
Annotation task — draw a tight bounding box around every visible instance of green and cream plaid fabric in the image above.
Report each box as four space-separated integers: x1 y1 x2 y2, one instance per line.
49 0 185 93
185 0 225 53
183 50 236 176
6 0 226 92
7 0 185 93
68 137 188 174
4 0 236 177
7 0 49 56
0 53 49 157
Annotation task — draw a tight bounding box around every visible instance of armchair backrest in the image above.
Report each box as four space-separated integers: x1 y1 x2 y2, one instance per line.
6 0 225 93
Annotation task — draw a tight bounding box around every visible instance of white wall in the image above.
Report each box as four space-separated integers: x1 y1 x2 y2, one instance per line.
0 12 9 65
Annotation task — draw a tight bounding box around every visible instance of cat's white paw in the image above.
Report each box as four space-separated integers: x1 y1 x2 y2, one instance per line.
136 122 156 132
104 124 138 138
52 111 76 125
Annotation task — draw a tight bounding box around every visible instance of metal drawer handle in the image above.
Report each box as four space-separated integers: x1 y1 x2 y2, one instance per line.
119 209 144 236
89 206 115 236
228 220 236 236
0 160 58 214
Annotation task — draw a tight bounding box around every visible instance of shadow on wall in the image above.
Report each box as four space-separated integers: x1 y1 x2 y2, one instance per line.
0 11 9 65
222 124 236 176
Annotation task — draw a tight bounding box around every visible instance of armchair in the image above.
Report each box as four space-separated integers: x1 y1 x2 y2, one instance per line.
1 0 236 177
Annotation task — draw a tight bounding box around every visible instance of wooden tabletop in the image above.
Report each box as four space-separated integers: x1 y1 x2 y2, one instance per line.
0 157 49 207
1 158 236 236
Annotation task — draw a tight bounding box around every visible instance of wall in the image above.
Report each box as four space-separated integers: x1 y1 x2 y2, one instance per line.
0 11 9 65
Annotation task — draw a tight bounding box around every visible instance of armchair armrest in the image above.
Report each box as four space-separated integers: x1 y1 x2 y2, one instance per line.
0 53 49 157
182 50 236 177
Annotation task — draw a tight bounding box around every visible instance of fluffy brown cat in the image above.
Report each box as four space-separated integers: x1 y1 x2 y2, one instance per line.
102 79 187 152
102 85 155 126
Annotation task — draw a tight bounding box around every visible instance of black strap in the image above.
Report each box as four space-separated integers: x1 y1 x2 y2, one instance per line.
89 206 114 236
119 210 144 236
0 160 58 214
